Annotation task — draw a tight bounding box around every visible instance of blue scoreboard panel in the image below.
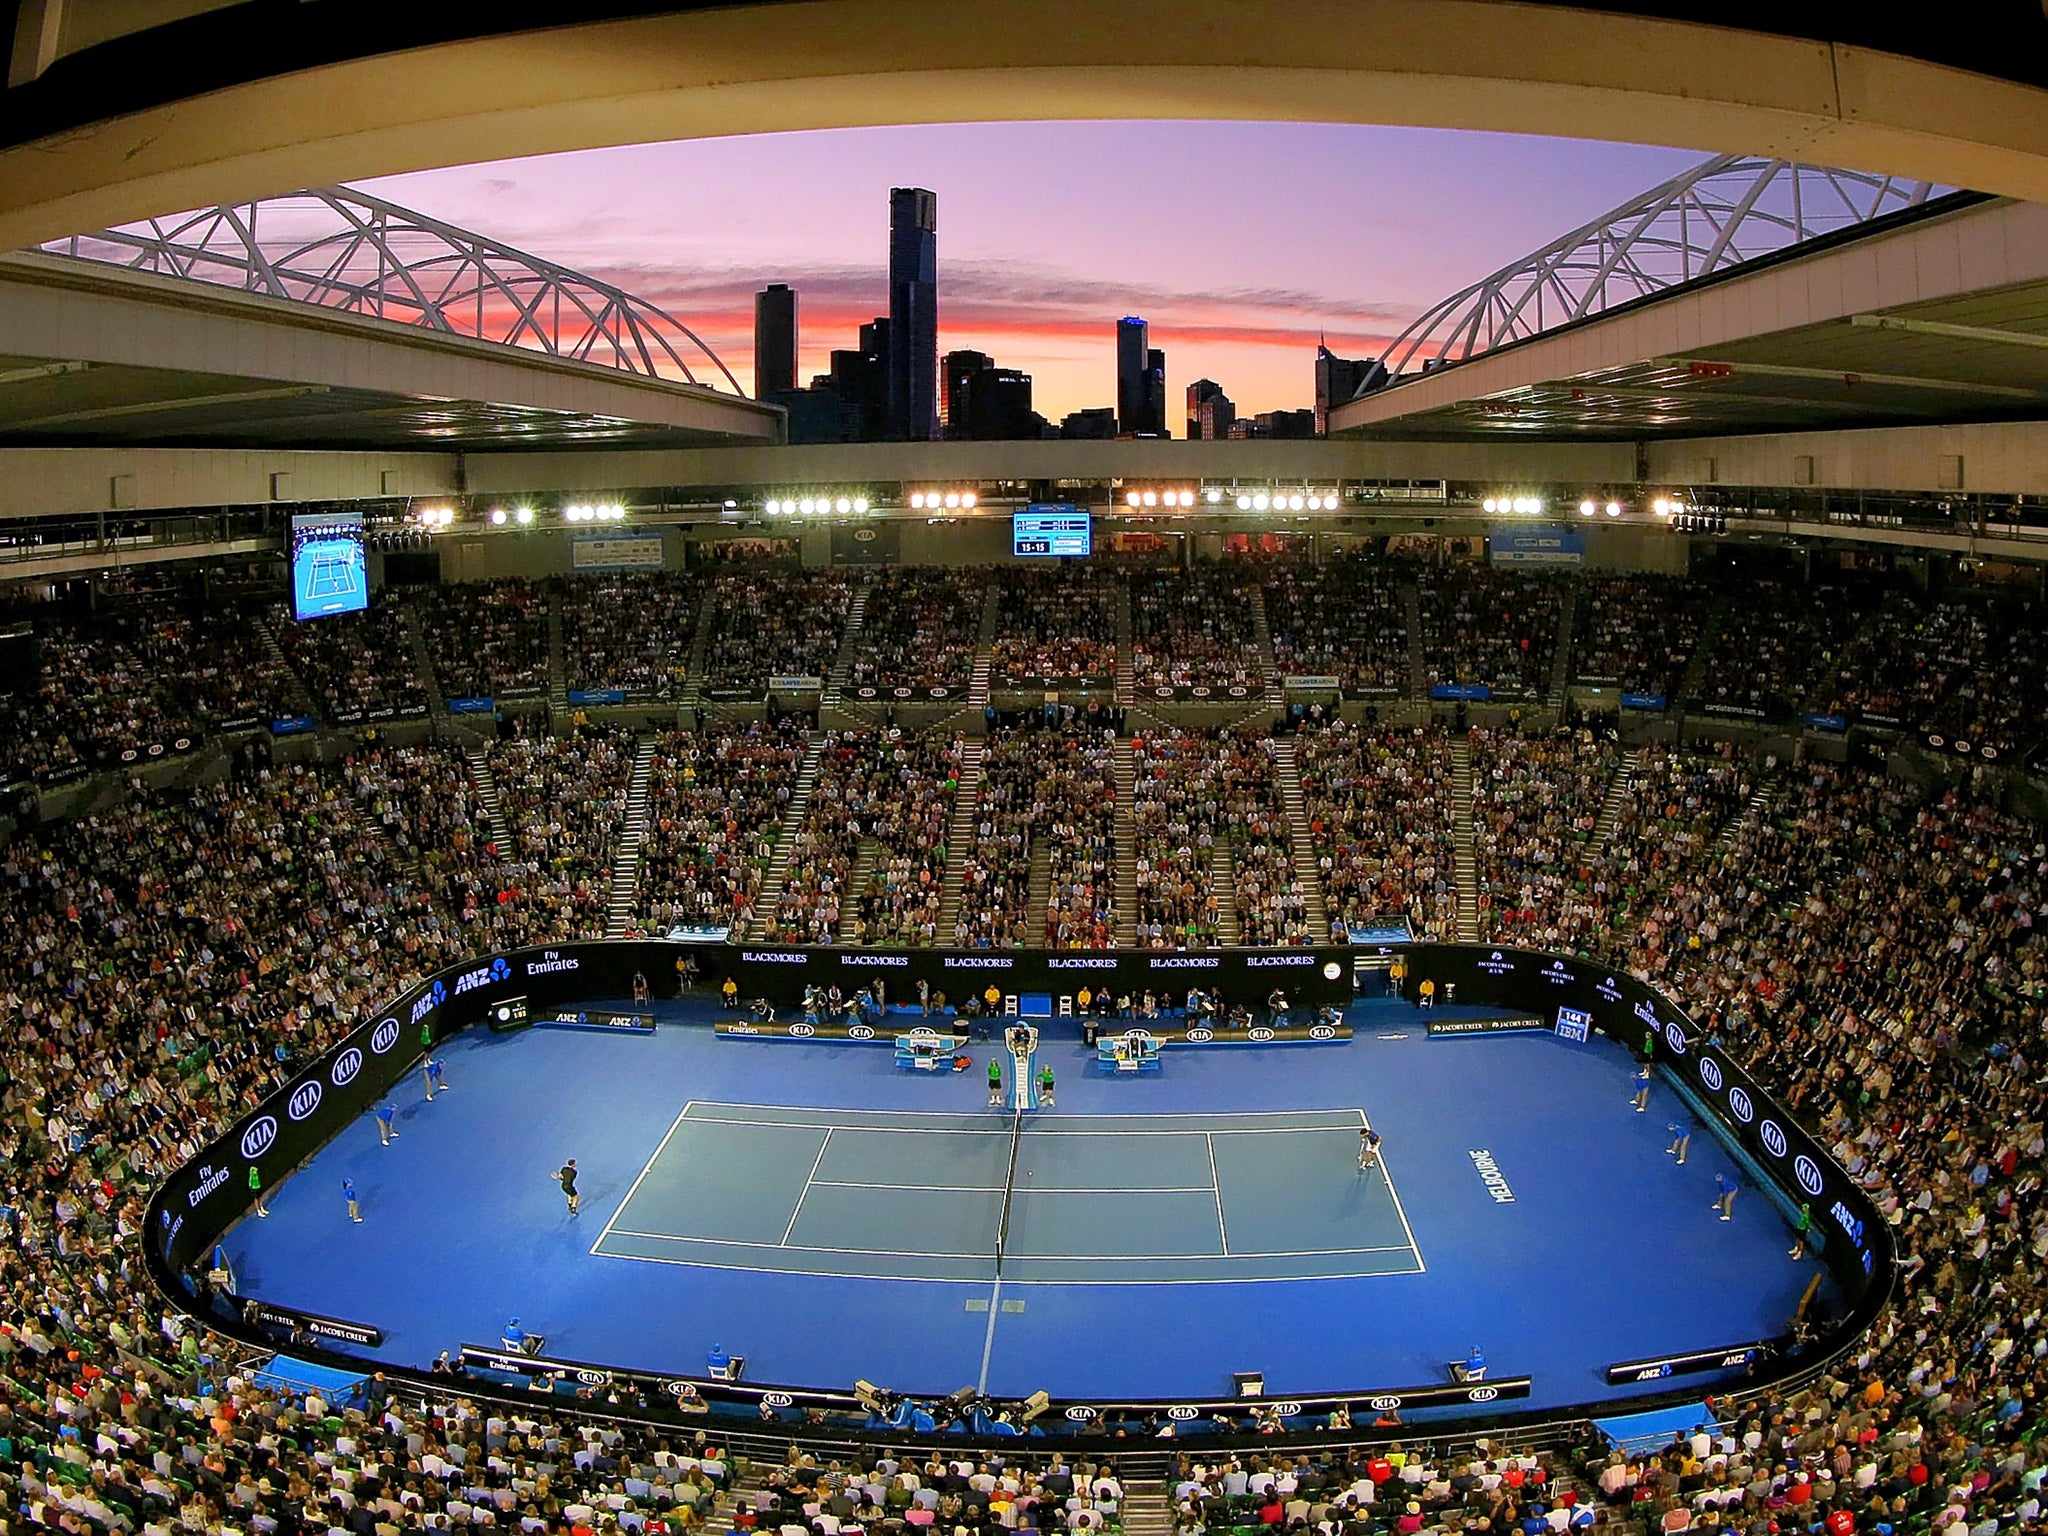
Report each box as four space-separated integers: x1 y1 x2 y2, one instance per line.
1013 505 1091 557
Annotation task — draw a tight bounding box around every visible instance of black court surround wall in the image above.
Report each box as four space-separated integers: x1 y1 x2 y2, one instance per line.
1401 944 1894 1316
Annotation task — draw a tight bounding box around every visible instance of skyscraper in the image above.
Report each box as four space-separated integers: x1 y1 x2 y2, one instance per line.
1146 347 1167 439
1116 317 1151 436
1188 379 1235 440
942 349 991 436
1315 342 1385 435
887 187 938 441
754 283 797 398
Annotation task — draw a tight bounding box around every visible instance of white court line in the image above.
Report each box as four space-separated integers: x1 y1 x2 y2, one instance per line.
809 1180 1217 1195
603 1226 1416 1262
975 1275 1002 1394
591 1234 1424 1286
780 1128 834 1246
672 1113 1352 1139
589 1099 699 1257
1205 1132 1230 1256
1357 1104 1428 1276
683 1100 1362 1124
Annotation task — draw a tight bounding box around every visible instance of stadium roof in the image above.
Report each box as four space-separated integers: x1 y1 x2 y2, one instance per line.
1330 195 2048 441
0 250 782 452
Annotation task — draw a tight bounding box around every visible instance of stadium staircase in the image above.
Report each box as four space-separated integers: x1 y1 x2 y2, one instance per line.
701 1470 765 1536
400 602 446 716
250 612 319 720
748 731 827 940
1250 583 1284 708
1675 598 1725 708
1026 831 1052 945
1211 841 1241 944
1717 772 1776 854
846 838 881 932
1401 583 1428 700
936 737 986 939
679 591 717 716
1591 745 1646 847
969 585 1000 706
462 746 507 854
546 588 569 717
1448 736 1481 943
1112 736 1140 942
822 577 873 707
602 735 656 938
1549 586 1577 705
1121 1478 1173 1536
1114 576 1135 708
1269 738 1329 938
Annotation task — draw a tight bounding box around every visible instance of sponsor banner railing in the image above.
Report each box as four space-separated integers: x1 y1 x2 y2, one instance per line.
1431 684 1491 702
1620 692 1667 712
1426 1013 1546 1036
767 676 823 694
1699 702 1768 720
111 732 199 769
719 1017 1351 1046
847 684 959 703
1284 676 1342 690
270 714 317 736
725 946 1355 1009
448 696 495 714
1140 683 1259 702
567 689 627 706
1605 1341 1766 1386
241 1297 384 1348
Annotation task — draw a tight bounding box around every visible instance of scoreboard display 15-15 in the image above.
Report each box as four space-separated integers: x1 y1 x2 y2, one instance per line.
1014 506 1091 557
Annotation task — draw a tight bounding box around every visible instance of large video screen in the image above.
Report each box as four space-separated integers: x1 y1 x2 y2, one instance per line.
1014 505 1091 557
289 511 368 621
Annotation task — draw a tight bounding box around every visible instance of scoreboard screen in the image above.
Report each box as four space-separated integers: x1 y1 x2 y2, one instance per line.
1013 505 1091 557
289 511 368 621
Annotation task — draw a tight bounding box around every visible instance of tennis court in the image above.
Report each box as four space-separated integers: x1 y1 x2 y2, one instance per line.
592 1101 1424 1284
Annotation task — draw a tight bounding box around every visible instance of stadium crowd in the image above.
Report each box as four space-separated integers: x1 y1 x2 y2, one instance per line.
1128 567 1264 695
701 571 852 693
992 568 1118 690
633 722 808 936
1263 557 1411 696
6 551 2048 1536
560 572 701 701
1419 568 1563 699
846 570 986 696
415 581 552 702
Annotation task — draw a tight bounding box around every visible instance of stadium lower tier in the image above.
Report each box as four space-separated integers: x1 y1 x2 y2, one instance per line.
153 941 1873 1426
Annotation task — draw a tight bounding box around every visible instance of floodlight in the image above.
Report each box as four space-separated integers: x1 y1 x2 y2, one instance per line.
490 509 507 526
835 497 852 514
853 497 869 513
961 492 977 508
515 508 534 525
1236 495 1251 510
1606 502 1622 517
1206 488 1223 504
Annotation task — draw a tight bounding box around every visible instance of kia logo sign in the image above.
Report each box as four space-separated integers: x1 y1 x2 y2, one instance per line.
1794 1154 1826 1197
287 1080 324 1121
1323 961 1342 980
240 1116 279 1160
762 1392 794 1407
910 1026 939 1038
664 1380 694 1397
1369 1395 1402 1411
331 1047 364 1088
1699 1057 1723 1092
1728 1087 1754 1124
1187 1027 1215 1043
1759 1119 1788 1158
853 528 876 542
1248 1026 1276 1042
1270 1401 1303 1417
849 1025 875 1040
371 1017 401 1055
1064 1406 1096 1421
1465 1386 1499 1403
1309 1025 1337 1040
1166 1406 1199 1421
576 1370 606 1385
789 1022 816 1038
1662 1021 1688 1054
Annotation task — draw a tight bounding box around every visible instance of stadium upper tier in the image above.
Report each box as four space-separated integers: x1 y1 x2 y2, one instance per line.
5 550 2043 788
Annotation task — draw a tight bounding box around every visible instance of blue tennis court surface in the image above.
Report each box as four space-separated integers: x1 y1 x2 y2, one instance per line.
596 1103 1421 1282
225 997 1828 1409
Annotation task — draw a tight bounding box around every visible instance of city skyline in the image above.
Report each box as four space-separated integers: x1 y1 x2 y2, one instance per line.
361 120 1701 421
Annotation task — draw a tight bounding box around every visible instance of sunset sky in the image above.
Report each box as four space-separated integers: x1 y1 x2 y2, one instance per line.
363 122 1699 423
